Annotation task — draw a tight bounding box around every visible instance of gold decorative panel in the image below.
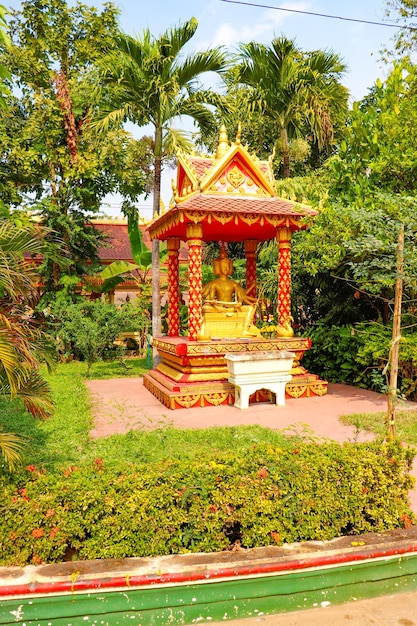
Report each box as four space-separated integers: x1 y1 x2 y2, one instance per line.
227 165 245 189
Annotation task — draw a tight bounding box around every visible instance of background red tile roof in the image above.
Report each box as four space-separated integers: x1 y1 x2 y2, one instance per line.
95 221 188 263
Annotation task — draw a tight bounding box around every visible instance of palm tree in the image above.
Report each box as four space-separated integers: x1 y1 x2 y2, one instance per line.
92 18 228 343
237 36 348 177
0 218 55 469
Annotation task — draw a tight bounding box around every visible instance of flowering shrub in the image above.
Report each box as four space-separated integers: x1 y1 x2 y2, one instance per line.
0 440 415 566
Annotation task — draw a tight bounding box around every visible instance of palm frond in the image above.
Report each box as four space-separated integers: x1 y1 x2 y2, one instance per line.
175 48 229 91
159 17 199 60
0 430 27 471
13 369 54 419
163 128 194 156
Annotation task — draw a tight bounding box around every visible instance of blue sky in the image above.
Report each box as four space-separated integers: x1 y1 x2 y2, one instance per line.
6 0 399 216
116 0 396 101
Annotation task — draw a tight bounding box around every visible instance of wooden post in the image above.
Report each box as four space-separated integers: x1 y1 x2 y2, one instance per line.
386 224 404 440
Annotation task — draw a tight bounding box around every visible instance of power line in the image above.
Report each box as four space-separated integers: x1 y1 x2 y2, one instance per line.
218 0 417 31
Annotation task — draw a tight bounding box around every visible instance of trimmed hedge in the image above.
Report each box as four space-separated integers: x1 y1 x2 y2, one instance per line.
0 440 415 566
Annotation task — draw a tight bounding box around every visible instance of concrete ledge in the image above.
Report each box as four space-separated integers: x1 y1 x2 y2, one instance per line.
1 528 417 624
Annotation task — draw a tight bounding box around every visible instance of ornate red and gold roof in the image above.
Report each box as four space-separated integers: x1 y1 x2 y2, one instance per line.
147 126 317 243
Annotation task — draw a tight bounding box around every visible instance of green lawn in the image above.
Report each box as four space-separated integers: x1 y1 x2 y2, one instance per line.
1 358 296 474
341 409 417 446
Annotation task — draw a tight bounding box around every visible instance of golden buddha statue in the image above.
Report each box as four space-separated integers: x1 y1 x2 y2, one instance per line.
197 246 261 341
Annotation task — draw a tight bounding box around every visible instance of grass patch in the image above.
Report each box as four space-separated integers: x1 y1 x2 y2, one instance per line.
341 409 417 446
1 360 296 474
1 362 93 472
63 356 150 379
2 359 416 475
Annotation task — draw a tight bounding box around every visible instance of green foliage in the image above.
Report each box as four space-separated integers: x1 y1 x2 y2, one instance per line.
0 218 55 422
330 63 415 201
0 430 27 471
303 324 368 386
0 4 10 111
235 36 348 177
46 300 149 375
0 440 414 566
384 0 417 55
0 0 153 295
291 191 417 327
355 322 417 400
0 216 56 469
304 321 417 399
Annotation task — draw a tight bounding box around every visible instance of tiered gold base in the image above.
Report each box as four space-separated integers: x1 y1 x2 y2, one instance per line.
143 336 327 410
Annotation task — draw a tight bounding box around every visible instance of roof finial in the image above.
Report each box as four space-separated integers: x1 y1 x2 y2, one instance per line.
235 122 242 145
216 125 229 159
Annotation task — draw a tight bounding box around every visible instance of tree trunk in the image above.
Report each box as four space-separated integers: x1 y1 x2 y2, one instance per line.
281 128 290 178
151 126 163 364
386 224 404 440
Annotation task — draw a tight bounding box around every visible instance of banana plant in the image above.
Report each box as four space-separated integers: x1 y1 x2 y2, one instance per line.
99 210 165 295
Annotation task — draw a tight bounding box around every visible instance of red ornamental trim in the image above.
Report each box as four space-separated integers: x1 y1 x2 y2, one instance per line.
2 544 417 598
167 248 180 337
278 246 291 325
187 240 202 340
149 210 305 240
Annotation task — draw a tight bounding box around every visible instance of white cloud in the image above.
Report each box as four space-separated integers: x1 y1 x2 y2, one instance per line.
205 1 310 48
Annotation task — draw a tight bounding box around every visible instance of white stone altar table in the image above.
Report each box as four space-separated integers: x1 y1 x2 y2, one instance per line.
225 350 295 410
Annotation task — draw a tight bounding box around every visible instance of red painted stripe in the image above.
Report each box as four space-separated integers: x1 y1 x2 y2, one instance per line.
2 543 417 598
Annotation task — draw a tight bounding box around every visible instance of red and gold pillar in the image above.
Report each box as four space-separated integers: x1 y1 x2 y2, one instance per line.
244 239 258 299
277 227 291 326
186 223 203 341
167 237 181 337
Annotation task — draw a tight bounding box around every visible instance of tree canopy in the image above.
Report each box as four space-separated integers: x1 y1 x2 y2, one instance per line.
92 17 228 340
0 0 153 298
235 36 348 177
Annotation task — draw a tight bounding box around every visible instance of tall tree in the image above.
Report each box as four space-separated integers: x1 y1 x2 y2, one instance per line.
0 3 9 112
236 36 348 177
384 0 417 54
281 63 417 327
0 0 152 298
92 17 228 343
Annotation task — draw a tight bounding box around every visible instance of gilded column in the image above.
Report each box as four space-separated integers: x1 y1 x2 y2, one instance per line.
244 239 258 299
186 223 203 341
277 227 291 326
167 237 181 337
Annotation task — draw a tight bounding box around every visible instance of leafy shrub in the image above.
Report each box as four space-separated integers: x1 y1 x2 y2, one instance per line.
0 440 414 566
304 321 417 399
356 323 417 400
46 300 149 375
303 323 368 386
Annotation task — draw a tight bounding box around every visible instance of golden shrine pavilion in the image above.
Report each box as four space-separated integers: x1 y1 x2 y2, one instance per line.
144 126 327 409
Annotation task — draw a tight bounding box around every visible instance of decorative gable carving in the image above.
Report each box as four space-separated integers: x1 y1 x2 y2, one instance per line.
173 125 276 205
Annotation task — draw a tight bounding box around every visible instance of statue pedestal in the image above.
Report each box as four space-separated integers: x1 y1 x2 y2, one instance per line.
225 351 295 410
143 336 327 410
